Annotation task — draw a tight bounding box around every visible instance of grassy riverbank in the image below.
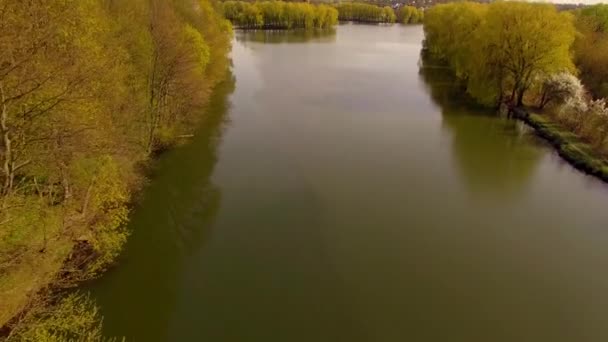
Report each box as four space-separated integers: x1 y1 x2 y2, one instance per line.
513 110 608 182
423 2 608 183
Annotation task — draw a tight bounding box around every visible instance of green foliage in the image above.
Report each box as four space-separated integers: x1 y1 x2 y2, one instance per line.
579 4 608 32
182 24 212 76
574 4 608 98
0 0 232 335
423 2 487 78
382 6 397 24
424 1 608 160
424 1 575 106
335 2 396 23
70 156 130 276
397 6 423 24
222 1 338 29
0 196 69 328
5 294 113 342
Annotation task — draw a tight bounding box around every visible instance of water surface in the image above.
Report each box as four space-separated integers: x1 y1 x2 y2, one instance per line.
91 24 608 342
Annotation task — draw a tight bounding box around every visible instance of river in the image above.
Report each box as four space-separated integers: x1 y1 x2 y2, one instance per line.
90 24 608 342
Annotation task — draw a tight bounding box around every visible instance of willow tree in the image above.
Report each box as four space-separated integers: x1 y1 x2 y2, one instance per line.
397 6 423 24
222 1 338 29
425 1 576 107
335 2 392 23
423 2 487 78
470 2 576 105
382 6 396 24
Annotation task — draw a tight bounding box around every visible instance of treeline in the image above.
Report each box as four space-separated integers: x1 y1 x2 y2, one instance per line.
222 1 422 27
424 1 608 157
424 1 575 106
222 1 338 29
0 0 232 339
396 6 424 24
574 5 608 99
335 2 396 23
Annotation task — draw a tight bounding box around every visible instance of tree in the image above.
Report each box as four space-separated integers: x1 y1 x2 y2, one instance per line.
574 4 608 98
223 1 337 29
425 2 576 107
0 0 125 196
473 2 576 105
424 2 487 78
0 0 234 331
382 6 396 24
397 6 423 24
397 6 413 24
335 2 392 23
408 7 421 24
538 73 585 109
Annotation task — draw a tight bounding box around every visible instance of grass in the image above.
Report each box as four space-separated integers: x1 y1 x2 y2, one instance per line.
513 109 608 182
0 196 72 329
0 190 125 341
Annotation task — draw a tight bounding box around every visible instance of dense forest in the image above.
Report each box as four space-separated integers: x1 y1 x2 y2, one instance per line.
424 2 608 157
222 1 339 29
0 0 232 339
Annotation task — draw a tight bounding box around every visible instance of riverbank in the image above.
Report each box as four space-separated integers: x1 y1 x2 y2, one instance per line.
0 0 233 339
0 72 235 341
512 108 608 183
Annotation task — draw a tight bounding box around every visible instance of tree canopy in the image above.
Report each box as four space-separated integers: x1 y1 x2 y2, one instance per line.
396 6 424 24
424 1 576 106
0 0 233 336
335 2 396 23
222 1 338 29
573 4 608 98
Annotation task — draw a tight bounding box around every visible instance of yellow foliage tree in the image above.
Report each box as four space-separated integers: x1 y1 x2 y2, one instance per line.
424 1 576 106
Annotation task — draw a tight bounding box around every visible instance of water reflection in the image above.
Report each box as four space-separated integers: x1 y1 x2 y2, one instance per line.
235 29 336 44
89 25 608 342
418 55 542 199
89 71 235 341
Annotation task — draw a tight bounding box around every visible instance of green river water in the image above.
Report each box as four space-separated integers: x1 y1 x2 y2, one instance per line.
90 24 608 341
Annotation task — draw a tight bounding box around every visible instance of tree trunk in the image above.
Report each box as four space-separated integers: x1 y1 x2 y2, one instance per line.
539 90 548 109
60 161 71 201
147 48 160 155
0 82 13 195
81 179 95 217
510 87 517 103
517 87 525 107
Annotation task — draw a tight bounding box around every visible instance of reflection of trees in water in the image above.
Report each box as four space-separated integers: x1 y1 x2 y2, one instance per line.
91 70 236 341
419 54 542 198
235 29 336 44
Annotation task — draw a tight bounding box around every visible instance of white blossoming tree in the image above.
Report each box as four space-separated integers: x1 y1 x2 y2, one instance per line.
539 72 586 109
